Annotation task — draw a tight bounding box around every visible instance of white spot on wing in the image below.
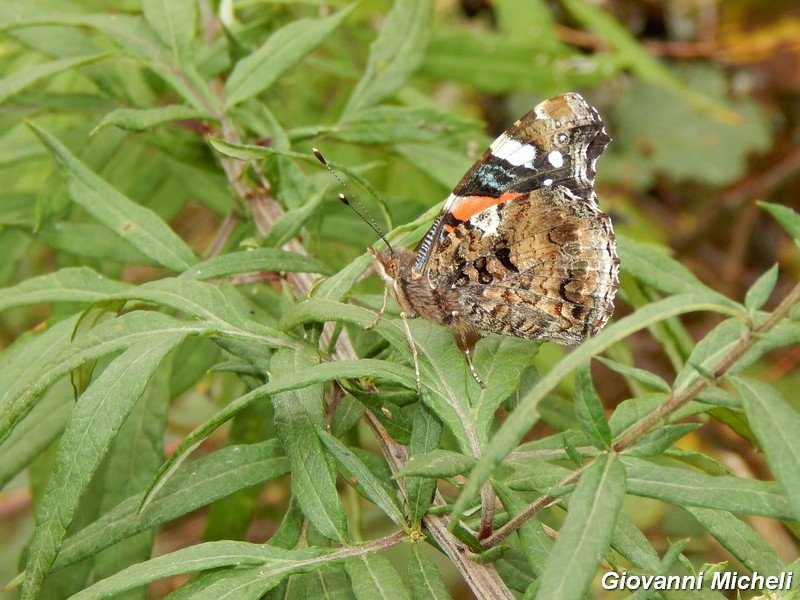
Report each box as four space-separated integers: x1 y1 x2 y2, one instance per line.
470 206 501 236
490 135 537 167
547 150 564 168
543 178 553 186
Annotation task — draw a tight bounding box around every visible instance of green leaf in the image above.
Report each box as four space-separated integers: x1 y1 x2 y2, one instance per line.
573 362 612 449
0 319 82 488
167 566 284 599
1 11 213 111
595 357 671 393
421 29 610 95
0 267 130 313
733 377 800 522
395 449 477 479
35 222 158 265
21 334 185 600
261 187 328 248
0 53 108 104
224 5 354 108
140 357 416 512
69 543 333 600
759 201 800 244
686 507 786 577
317 429 405 528
346 554 411 600
610 514 662 572
106 278 297 345
617 234 716 296
674 318 748 393
736 320 800 375
473 336 539 445
339 383 412 444
0 312 207 446
180 248 331 280
744 264 779 312
142 0 197 66
284 298 477 452
407 542 451 600
622 456 794 519
91 353 171 584
536 456 626 598
92 105 208 134
454 292 744 523
625 423 700 457
493 481 551 576
272 350 348 543
28 122 197 272
54 441 288 572
406 406 442 524
607 393 669 436
342 0 433 117
329 106 477 144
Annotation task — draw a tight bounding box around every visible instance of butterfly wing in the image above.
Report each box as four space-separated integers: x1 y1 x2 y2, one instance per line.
415 93 618 343
425 189 617 343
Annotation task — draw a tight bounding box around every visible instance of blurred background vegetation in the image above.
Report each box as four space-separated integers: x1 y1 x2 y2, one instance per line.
1 0 799 598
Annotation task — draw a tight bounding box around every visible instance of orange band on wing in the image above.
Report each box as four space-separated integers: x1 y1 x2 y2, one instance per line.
450 192 524 222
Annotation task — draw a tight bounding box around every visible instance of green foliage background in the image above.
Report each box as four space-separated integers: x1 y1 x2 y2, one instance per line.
1 0 799 598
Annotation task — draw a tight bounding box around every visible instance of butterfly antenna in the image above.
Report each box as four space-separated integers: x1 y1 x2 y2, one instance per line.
313 148 393 251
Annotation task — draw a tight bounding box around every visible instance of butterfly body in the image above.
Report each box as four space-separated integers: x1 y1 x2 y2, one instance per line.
368 93 618 382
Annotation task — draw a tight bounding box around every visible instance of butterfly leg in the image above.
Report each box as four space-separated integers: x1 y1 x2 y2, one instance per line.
454 324 485 388
400 312 422 395
464 348 485 389
365 286 389 330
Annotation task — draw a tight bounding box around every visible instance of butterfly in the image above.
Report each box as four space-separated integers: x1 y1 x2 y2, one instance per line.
326 93 619 390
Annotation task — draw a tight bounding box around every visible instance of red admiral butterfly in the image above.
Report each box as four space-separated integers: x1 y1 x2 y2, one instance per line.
326 93 618 389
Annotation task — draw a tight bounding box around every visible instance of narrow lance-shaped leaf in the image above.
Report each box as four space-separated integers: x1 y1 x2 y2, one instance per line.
142 0 196 66
21 334 186 600
28 123 197 272
407 543 451 600
0 267 130 313
139 357 416 513
573 361 612 449
622 455 794 520
345 554 412 600
687 507 786 577
317 429 405 528
0 53 108 104
53 441 289 572
0 312 207 446
758 201 800 243
734 376 800 522
69 543 333 600
595 356 671 393
225 5 355 108
406 406 442 524
342 0 433 118
271 350 349 543
536 455 626 599
92 105 207 134
395 449 477 479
